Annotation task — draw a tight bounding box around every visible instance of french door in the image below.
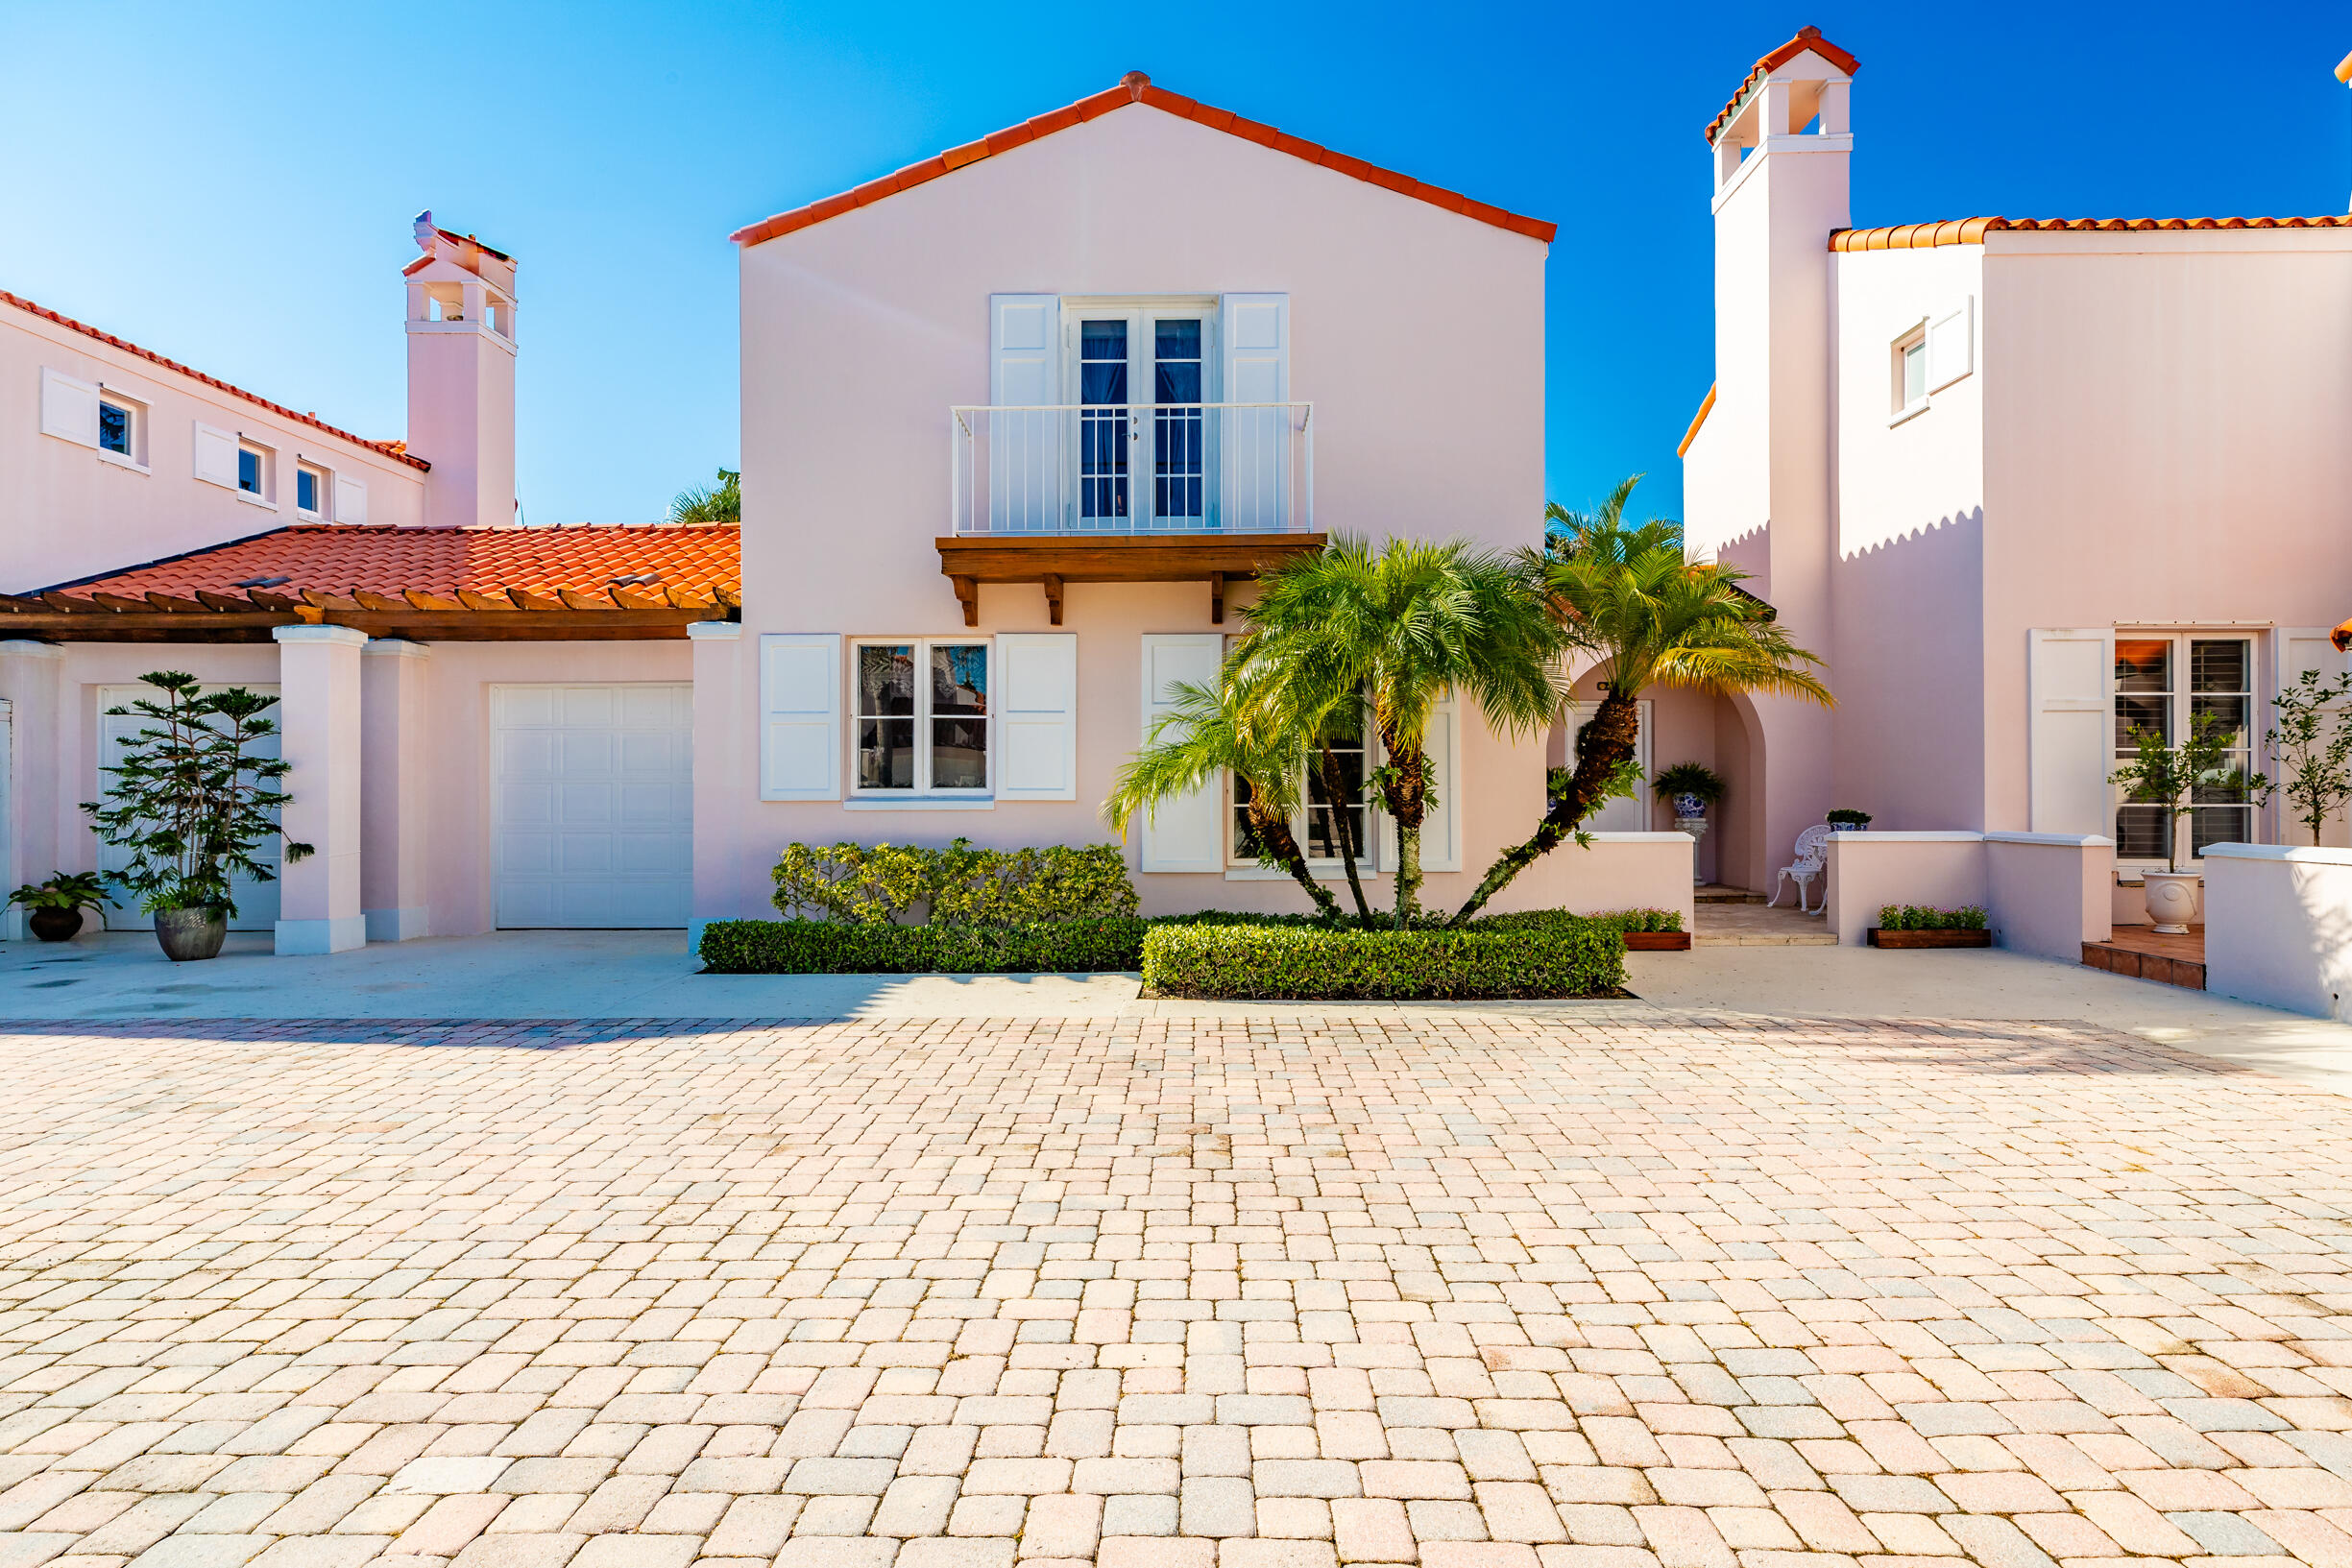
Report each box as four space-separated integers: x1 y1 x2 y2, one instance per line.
1075 310 1210 530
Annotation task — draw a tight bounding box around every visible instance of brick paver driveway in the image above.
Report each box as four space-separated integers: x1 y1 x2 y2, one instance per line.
3 1013 2351 1568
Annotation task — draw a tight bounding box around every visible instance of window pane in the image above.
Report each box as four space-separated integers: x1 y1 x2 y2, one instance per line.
1079 321 1128 404
1233 774 1269 860
2189 693 2247 748
1079 321 1129 520
1305 704 1370 861
2114 804 2170 859
857 645 915 717
297 470 318 513
2192 805 2251 857
2115 694 2170 751
929 644 988 790
2115 639 2170 693
98 402 129 455
2190 639 2248 694
857 718 915 789
1902 342 1925 403
1153 319 1201 403
237 449 260 493
932 718 987 788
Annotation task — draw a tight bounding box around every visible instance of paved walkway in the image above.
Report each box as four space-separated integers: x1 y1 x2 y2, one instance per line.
3 1010 2352 1568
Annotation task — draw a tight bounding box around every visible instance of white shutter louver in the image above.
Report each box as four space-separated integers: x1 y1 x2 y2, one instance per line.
334 475 369 524
2028 627 2115 835
989 294 1061 532
1927 296 1974 392
39 367 100 447
192 422 240 488
760 633 841 801
1137 634 1226 872
995 633 1078 801
1217 294 1291 532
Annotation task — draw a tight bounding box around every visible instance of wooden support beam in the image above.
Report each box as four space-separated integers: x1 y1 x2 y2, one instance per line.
1209 571 1224 625
1041 573 1065 627
952 575 979 628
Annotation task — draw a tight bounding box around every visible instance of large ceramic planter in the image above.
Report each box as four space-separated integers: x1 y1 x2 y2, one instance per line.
2142 871 2199 935
27 907 83 943
154 906 228 962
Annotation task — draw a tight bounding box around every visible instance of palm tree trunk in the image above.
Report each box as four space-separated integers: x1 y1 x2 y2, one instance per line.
1249 802 1342 923
1319 743 1376 929
1377 722 1428 928
1451 685 1642 924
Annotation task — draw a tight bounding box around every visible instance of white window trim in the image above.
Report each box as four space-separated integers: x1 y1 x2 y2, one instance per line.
2110 628 2264 875
95 388 151 472
294 460 332 519
848 637 996 802
236 438 279 509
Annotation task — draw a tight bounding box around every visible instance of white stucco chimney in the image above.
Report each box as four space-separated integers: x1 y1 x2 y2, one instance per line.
403 212 519 529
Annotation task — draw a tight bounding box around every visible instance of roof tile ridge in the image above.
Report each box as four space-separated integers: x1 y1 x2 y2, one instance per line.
0 290 428 470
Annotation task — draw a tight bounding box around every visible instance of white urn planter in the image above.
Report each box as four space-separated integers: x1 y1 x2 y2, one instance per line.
2142 871 2199 934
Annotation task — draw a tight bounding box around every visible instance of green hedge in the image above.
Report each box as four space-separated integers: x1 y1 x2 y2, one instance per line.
1140 921 1625 1001
1478 906 1683 934
770 838 1137 925
1876 904 1987 930
700 917 1149 976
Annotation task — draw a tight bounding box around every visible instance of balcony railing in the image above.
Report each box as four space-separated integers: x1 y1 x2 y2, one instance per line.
950 402 1314 536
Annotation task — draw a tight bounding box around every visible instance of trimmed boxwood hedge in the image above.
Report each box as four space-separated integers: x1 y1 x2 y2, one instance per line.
698 917 1150 976
1141 921 1624 1001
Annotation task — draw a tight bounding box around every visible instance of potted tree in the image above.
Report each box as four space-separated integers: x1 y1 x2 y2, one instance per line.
80 672 312 962
7 872 115 943
2265 667 2352 845
2108 711 2267 934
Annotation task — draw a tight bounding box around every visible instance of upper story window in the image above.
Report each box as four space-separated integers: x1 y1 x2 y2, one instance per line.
1892 329 1927 421
295 462 329 519
37 368 149 470
236 441 274 502
2113 635 2254 862
97 394 145 464
853 639 990 794
1076 309 1211 527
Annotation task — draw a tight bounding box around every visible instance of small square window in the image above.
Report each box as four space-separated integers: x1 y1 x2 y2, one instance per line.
295 463 329 518
92 392 146 466
1892 330 1928 418
236 442 274 502
99 400 131 455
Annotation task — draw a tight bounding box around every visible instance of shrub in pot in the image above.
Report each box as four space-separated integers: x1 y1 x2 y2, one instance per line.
1826 808 1872 831
2108 712 2268 934
7 872 115 943
79 672 312 962
1651 761 1724 823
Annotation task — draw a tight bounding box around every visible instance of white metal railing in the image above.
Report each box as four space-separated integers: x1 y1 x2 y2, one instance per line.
950 402 1314 536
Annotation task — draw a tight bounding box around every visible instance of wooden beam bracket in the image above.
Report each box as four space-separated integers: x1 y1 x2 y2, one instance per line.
952 574 979 628
1209 571 1224 626
1041 573 1065 627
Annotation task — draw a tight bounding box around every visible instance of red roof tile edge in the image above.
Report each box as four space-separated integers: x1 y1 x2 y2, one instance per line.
730 72 1555 249
3 291 428 470
1705 27 1862 146
1829 214 2352 252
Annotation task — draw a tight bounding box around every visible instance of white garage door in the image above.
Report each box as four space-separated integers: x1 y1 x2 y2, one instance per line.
492 685 692 929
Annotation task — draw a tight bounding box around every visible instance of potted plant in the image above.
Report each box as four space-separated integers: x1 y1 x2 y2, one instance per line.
2108 711 2267 934
80 672 311 962
7 872 115 943
1867 905 1991 948
1827 808 1873 831
1651 763 1723 884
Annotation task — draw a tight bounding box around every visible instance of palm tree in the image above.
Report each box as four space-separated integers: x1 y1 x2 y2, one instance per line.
1450 475 1834 923
1238 535 1564 928
668 468 740 525
1104 677 1342 923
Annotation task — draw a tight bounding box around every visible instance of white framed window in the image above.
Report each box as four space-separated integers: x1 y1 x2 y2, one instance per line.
2113 633 2257 864
96 391 147 468
236 439 276 505
852 639 992 795
1068 302 1217 529
1890 327 1928 422
295 461 330 519
1232 695 1378 867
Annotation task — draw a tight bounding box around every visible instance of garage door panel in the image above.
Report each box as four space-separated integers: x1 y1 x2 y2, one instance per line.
493 683 691 929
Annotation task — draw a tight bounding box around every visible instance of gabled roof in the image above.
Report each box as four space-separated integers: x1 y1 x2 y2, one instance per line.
732 71 1555 248
1831 213 2352 252
1705 26 1862 145
2 290 428 470
26 523 739 613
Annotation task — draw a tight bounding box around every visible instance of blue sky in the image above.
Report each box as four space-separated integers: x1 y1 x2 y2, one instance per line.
6 2 2346 528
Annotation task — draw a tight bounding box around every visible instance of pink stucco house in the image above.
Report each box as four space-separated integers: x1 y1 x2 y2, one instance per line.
3 84 1695 953
1665 29 2352 925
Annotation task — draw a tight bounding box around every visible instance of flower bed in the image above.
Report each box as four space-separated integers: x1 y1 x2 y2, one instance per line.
1867 904 1991 949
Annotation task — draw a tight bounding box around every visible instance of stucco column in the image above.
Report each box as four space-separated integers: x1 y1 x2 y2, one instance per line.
272 625 367 954
687 620 746 955
361 639 432 941
0 642 66 943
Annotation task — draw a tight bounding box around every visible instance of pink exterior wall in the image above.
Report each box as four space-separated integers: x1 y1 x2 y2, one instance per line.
1823 832 1985 947
2 305 426 594
2203 845 2352 1019
1986 832 2112 961
711 105 1550 924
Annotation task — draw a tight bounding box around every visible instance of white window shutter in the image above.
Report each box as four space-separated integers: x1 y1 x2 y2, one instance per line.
1420 695 1464 873
989 294 1061 532
1927 296 1974 391
996 632 1078 801
335 474 369 524
39 367 99 447
192 422 240 488
1217 294 1290 532
2027 628 2115 835
1137 634 1226 872
760 633 842 801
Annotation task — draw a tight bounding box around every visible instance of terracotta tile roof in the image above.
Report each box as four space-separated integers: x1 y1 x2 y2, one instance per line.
1 291 428 470
732 71 1555 248
1705 27 1861 146
1677 384 1716 458
31 523 740 614
1831 214 2352 252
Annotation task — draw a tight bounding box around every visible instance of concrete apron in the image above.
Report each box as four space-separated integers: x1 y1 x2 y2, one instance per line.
6 929 2352 1098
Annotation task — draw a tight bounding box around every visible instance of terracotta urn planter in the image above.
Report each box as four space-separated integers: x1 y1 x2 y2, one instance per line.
2141 871 2199 935
27 907 83 943
155 906 229 962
